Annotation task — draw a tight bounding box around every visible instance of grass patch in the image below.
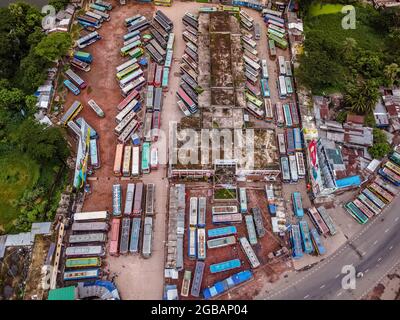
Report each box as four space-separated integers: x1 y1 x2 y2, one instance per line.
214 188 237 200
309 3 344 16
0 153 40 233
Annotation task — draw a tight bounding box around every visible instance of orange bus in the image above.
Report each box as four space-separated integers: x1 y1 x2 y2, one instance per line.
109 218 121 256
113 144 124 176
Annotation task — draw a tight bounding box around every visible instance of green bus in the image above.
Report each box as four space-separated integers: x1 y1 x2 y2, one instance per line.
245 92 263 108
65 257 101 268
268 34 288 49
129 47 144 59
142 142 150 174
268 28 285 39
120 40 142 56
116 63 140 80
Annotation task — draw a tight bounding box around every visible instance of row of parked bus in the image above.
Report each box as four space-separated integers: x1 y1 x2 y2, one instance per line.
263 11 288 50
63 210 113 282
345 158 400 224
280 152 306 183
290 220 326 259
113 142 158 176
275 102 300 127
77 2 112 32
176 12 200 116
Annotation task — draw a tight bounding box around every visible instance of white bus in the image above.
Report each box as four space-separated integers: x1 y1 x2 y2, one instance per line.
118 119 140 143
242 36 257 49
121 76 145 97
278 76 287 98
124 183 135 215
261 59 269 79
296 152 306 178
115 99 138 123
114 113 137 135
119 69 144 88
131 146 140 176
73 211 108 221
277 133 286 155
243 55 261 71
288 154 298 182
278 56 286 75
88 99 105 117
116 58 137 73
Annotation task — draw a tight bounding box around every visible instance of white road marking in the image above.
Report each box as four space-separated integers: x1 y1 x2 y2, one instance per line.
335 274 340 279
385 228 390 233
389 246 393 250
373 240 378 245
303 294 310 299
320 284 326 289
337 291 343 297
378 257 382 262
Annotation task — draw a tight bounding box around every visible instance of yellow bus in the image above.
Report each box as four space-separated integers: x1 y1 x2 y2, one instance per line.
60 100 83 126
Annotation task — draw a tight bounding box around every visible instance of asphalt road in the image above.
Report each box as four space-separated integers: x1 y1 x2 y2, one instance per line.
261 195 400 300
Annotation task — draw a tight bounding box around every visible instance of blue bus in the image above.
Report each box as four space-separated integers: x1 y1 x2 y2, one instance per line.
260 78 270 98
299 220 314 254
290 224 303 259
283 103 293 127
293 128 302 151
207 226 237 238
345 201 368 224
362 189 386 209
378 167 400 186
310 228 326 255
63 80 80 95
292 192 304 218
239 187 248 213
209 259 241 274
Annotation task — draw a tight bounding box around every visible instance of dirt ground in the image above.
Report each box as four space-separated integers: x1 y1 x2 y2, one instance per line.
363 265 400 300
171 183 291 300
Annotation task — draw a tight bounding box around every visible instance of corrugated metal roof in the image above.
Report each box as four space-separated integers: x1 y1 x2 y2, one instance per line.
335 175 361 188
5 232 33 247
0 235 7 259
48 286 77 300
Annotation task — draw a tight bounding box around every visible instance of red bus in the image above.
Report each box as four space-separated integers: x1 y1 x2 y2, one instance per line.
307 207 329 235
116 89 140 111
177 87 196 111
113 144 124 176
109 218 121 256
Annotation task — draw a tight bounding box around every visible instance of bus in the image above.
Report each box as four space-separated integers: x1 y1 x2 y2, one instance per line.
265 98 274 121
92 9 110 22
285 77 293 94
65 246 104 257
188 227 197 259
87 99 104 118
154 87 163 111
182 74 198 92
239 237 260 269
389 151 400 166
261 59 269 79
133 183 143 214
283 103 293 127
95 0 112 10
189 197 198 226
146 43 164 64
290 224 303 259
281 156 290 182
278 76 287 99
292 192 304 218
118 118 140 144
147 86 154 111
245 64 259 79
385 161 400 176
295 152 306 178
240 9 254 22
116 99 138 123
115 114 137 136
207 236 236 250
264 13 285 25
125 15 142 27
245 71 258 85
180 62 198 81
142 217 153 259
246 101 264 119
77 31 101 49
290 103 300 126
74 51 93 64
71 222 108 232
128 18 149 33
276 102 285 126
197 228 206 260
129 218 141 254
262 8 283 18
143 112 153 142
124 183 135 216
60 101 83 126
177 87 197 112
307 207 329 235
181 270 192 297
289 155 298 182
212 214 242 224
210 259 241 274
238 188 248 213
89 139 100 169
64 269 100 281
316 206 337 235
299 220 313 254
131 146 140 176
154 65 163 88
353 199 375 219
358 193 381 215
119 217 131 255
242 36 257 49
113 144 123 176
119 69 144 88
65 257 101 268
310 228 326 255
268 23 286 34
121 77 145 97
112 184 122 217
123 30 140 42
83 12 102 24
362 189 386 209
243 55 261 71
109 218 121 256
71 58 91 72
161 67 170 90
141 142 150 174
182 14 198 30
241 18 254 31
374 176 398 195
128 47 144 59
73 211 108 222
197 197 206 228
212 206 238 215
117 89 139 111
286 129 295 154
368 183 393 203
152 112 161 141
145 183 155 216
260 78 270 98
122 146 131 177
155 14 172 32
116 63 140 80
150 39 166 57
71 234 105 244
278 56 286 75
378 167 400 186
63 79 80 95
150 28 167 49
246 93 263 107
165 50 173 68
251 207 265 238
208 226 237 238
167 33 175 50
244 50 259 64
269 34 288 49
245 215 257 245
191 261 205 297
268 39 276 57
182 54 198 71
345 202 368 224
277 133 286 155
268 28 285 39
285 61 292 76
151 21 169 40
254 22 261 39
293 128 302 150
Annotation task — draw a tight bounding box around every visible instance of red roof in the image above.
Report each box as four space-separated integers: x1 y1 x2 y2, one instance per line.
346 114 364 125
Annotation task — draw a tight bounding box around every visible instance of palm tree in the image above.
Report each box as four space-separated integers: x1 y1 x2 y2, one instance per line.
340 38 357 61
344 80 380 114
384 63 400 87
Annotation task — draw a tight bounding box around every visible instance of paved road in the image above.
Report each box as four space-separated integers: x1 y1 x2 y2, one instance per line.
260 195 400 300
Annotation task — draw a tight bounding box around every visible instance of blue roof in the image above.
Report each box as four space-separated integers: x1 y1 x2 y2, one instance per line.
335 175 361 188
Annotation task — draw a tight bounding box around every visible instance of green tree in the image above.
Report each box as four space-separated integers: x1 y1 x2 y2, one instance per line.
368 128 391 159
48 0 70 11
340 37 357 62
34 32 72 62
384 63 400 87
344 81 380 114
